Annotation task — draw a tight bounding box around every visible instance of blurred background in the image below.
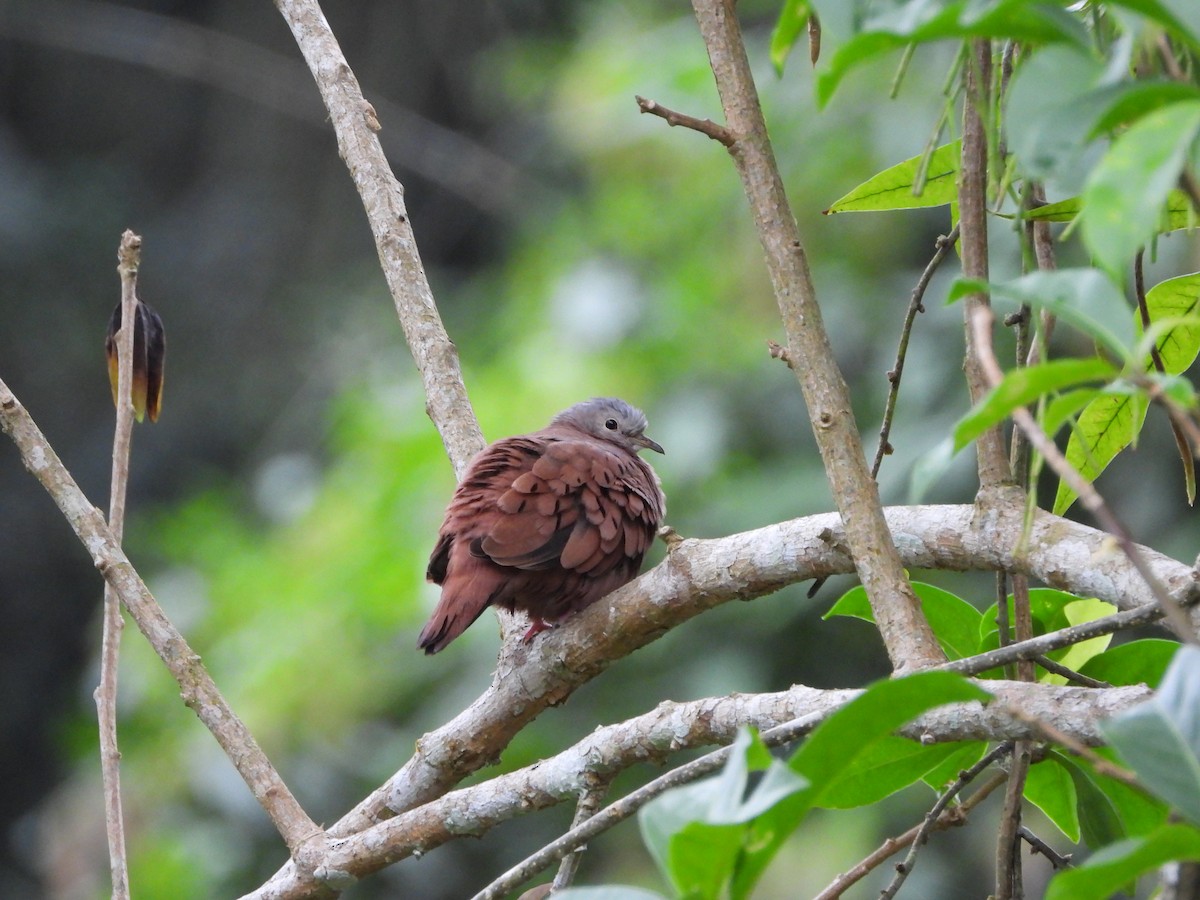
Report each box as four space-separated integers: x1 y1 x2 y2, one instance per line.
2 1 1197 897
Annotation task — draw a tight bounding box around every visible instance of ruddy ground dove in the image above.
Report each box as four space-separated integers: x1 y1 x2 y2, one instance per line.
418 398 666 654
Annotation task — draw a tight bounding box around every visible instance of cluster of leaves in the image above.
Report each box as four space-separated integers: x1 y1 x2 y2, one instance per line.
574 646 1200 900
573 584 1189 898
565 0 1200 896
786 0 1200 515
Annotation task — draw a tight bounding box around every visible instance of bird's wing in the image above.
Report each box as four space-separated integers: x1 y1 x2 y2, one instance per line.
476 438 662 576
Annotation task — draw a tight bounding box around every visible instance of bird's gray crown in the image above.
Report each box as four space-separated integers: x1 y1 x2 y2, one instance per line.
551 397 663 454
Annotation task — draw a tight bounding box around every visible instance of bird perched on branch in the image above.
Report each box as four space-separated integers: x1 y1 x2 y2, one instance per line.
418 398 666 654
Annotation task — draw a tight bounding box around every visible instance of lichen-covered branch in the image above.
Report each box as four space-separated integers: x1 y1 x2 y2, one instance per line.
246 680 1148 898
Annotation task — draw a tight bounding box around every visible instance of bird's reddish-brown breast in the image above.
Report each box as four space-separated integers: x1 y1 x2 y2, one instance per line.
418 422 664 654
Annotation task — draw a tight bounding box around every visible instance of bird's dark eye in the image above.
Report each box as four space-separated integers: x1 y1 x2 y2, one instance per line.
605 418 618 431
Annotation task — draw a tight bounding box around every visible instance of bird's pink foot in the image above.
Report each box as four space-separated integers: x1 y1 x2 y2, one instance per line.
522 618 557 643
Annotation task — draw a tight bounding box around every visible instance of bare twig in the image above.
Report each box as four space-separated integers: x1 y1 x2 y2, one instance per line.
0 383 326 868
635 95 734 146
96 229 140 899
970 305 1198 643
995 739 1032 899
1020 825 1072 869
1024 182 1058 366
690 0 943 671
551 776 609 891
272 0 483 477
881 743 1016 899
1033 655 1111 689
940 600 1168 678
816 771 1007 900
871 225 959 478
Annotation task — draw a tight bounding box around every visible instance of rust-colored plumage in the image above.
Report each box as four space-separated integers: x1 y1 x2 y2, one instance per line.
418 398 666 654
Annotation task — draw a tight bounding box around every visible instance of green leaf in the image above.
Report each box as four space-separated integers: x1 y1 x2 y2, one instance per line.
952 357 1117 451
1056 753 1128 849
1086 747 1171 838
639 727 807 899
825 582 982 660
921 741 988 791
818 736 968 809
1103 645 1200 826
1091 81 1200 135
949 269 1136 362
978 589 1104 674
1027 189 1197 232
1025 758 1080 843
1081 100 1200 276
1043 388 1103 438
1143 272 1200 375
1046 824 1200 900
1005 45 1108 190
730 672 991 896
1079 639 1179 688
816 0 1087 107
1108 0 1200 43
1053 390 1148 515
825 141 959 213
771 0 812 75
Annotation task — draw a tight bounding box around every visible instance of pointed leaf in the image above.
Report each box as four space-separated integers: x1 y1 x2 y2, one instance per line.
1027 189 1197 232
1053 390 1148 515
1143 272 1200 375
771 0 812 75
1081 100 1200 275
825 141 959 213
1103 645 1200 826
1079 639 1179 689
950 269 1135 361
1044 598 1115 684
816 0 1087 107
1025 758 1081 843
730 672 990 896
639 728 807 899
1005 45 1108 189
825 582 982 660
953 357 1117 451
819 736 968 809
1043 388 1103 438
1046 824 1200 900
922 741 988 792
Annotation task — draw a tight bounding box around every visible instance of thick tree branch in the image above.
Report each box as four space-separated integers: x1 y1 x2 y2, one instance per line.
0 381 327 869
247 680 1148 898
273 0 484 476
250 495 1195 894
689 0 943 671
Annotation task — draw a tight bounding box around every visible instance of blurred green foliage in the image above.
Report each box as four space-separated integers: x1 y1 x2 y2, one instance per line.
35 0 1200 897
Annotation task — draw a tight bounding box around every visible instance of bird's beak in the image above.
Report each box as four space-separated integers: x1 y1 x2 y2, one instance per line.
634 433 665 454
